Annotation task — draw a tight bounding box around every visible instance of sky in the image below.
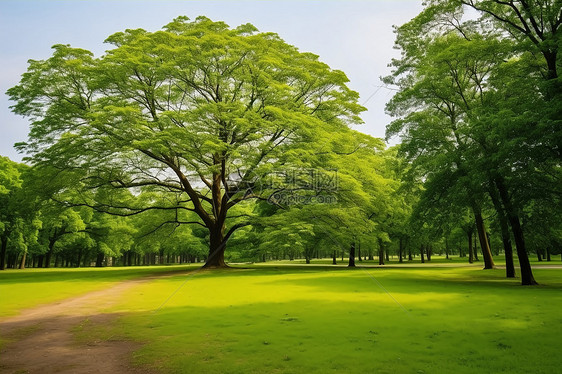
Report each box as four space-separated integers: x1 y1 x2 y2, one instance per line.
0 0 424 162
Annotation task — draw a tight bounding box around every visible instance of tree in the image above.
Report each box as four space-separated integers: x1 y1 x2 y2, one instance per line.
399 3 560 283
382 3 562 284
0 157 39 270
385 33 501 268
35 204 87 267
0 157 22 269
8 16 365 268
459 0 562 83
238 130 395 267
314 132 395 268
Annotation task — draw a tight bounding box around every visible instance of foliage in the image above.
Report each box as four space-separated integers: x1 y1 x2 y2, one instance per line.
385 1 561 282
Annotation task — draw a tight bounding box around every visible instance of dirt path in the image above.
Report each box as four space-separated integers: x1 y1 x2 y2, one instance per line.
0 274 169 374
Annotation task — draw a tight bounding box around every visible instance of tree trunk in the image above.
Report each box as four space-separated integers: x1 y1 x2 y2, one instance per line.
9 253 17 269
488 183 515 277
95 252 104 267
546 248 551 262
426 245 432 262
468 230 474 264
408 247 413 261
473 231 479 261
504 235 516 278
378 239 385 265
487 232 495 255
203 221 245 268
420 244 425 263
19 251 27 269
495 177 537 285
204 226 227 267
357 242 362 262
537 249 543 262
75 250 81 267
332 250 337 265
472 208 495 269
0 234 8 270
399 237 404 263
348 242 356 267
44 240 57 268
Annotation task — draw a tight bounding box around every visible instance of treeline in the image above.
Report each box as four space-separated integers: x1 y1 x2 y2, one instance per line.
0 158 209 269
2 135 559 278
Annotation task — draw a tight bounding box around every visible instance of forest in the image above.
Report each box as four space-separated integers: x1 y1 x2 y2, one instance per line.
0 1 560 290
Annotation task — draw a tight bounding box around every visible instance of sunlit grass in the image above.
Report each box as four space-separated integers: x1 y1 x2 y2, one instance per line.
102 264 562 374
264 253 562 267
0 265 195 317
2 262 561 373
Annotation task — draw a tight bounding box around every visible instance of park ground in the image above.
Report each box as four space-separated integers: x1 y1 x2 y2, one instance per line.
1 256 562 374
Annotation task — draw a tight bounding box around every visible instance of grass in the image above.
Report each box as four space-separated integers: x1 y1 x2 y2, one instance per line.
0 265 195 317
263 253 562 267
3 259 562 373
106 263 562 374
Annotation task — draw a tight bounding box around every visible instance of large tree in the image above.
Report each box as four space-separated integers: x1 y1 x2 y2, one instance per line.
8 16 364 268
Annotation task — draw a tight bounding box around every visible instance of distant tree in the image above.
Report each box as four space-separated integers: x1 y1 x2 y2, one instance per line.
234 130 396 267
0 157 39 270
34 204 87 267
0 156 22 269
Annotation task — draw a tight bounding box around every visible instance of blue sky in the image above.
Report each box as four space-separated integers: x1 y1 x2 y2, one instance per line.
0 0 423 161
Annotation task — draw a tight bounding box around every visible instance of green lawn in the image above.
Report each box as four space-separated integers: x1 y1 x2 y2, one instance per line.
263 253 562 267
3 262 562 373
100 264 562 374
0 265 195 317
